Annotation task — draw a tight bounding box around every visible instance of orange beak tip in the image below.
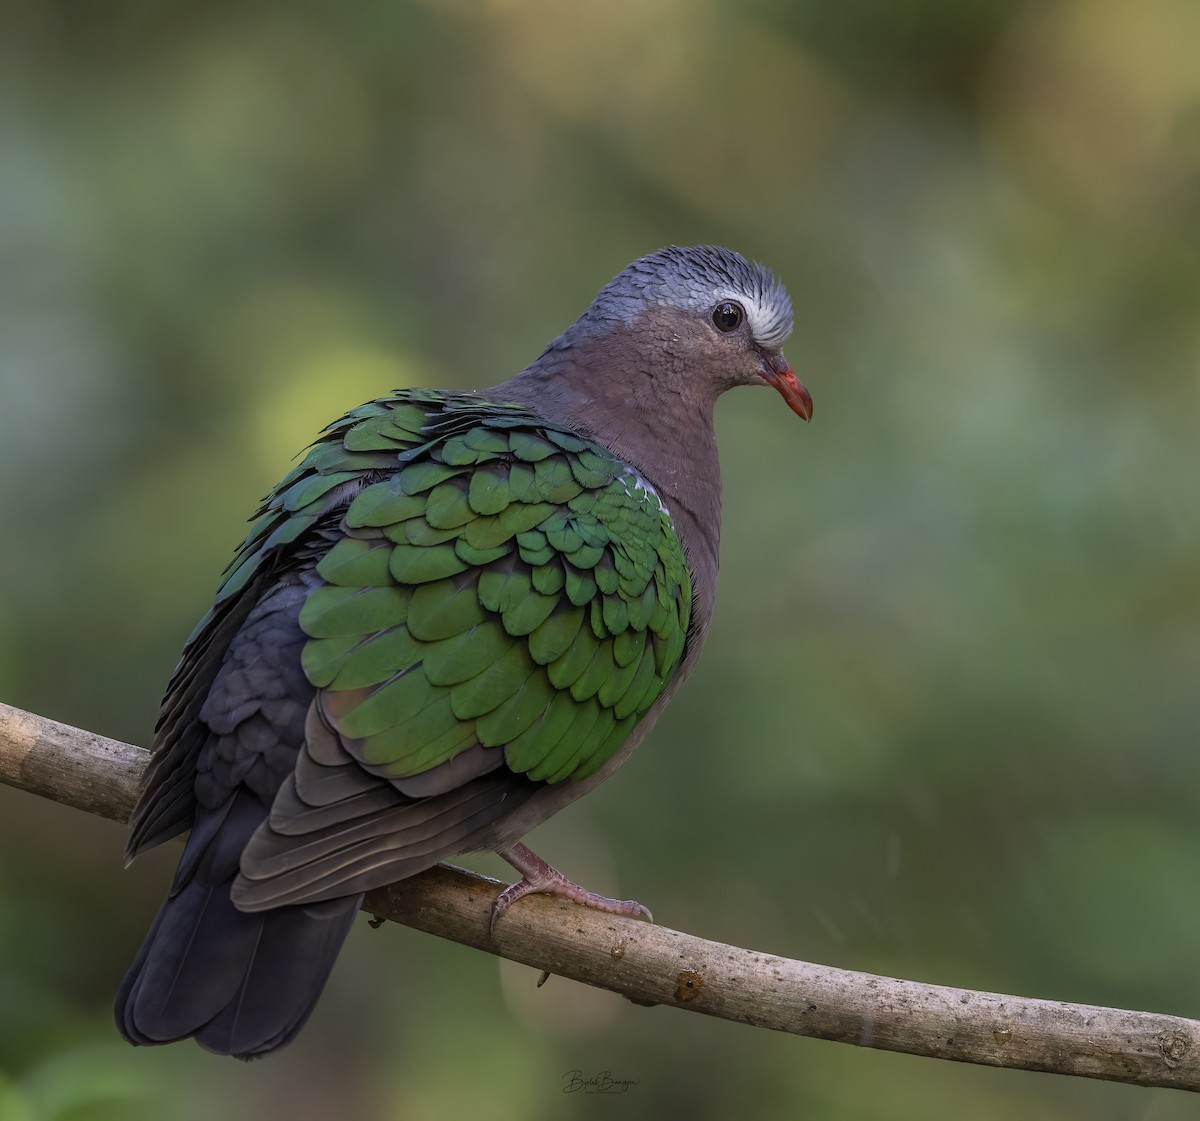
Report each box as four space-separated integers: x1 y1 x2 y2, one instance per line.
767 367 813 422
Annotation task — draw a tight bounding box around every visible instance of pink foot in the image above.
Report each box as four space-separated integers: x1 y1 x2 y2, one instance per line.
491 842 654 934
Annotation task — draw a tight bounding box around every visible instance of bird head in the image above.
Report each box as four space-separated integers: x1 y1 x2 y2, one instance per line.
576 245 812 421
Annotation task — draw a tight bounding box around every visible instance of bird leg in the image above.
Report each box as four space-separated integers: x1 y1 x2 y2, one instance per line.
490 842 653 934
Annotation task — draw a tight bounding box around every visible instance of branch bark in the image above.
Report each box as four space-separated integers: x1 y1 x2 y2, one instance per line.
1 699 1197 1091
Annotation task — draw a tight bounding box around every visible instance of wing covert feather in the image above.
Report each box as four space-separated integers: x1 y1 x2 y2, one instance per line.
303 392 692 790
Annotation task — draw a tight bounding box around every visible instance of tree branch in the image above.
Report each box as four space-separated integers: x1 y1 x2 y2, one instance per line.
1 700 1196 1091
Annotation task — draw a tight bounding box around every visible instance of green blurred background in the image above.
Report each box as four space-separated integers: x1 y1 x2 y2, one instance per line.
2 0 1199 1117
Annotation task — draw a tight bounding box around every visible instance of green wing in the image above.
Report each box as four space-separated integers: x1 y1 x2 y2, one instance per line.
130 387 691 871
296 390 692 787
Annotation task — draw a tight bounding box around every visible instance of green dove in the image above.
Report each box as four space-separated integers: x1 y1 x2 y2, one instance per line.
116 245 811 1057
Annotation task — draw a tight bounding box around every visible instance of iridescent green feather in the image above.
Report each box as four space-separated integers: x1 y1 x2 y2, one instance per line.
237 388 696 791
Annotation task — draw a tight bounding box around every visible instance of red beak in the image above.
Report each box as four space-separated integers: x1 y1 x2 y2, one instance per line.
761 352 813 421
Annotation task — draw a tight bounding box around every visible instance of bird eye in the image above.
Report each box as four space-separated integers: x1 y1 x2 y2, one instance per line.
712 301 744 332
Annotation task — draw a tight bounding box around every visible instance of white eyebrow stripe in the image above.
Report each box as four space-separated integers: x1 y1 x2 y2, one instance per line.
710 286 791 350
